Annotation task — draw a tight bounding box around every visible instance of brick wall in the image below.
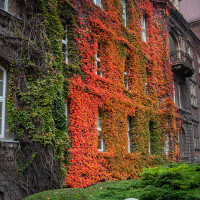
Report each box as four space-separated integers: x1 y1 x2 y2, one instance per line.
190 21 200 39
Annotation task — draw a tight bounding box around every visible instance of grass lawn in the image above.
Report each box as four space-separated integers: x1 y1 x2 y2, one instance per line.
23 163 200 200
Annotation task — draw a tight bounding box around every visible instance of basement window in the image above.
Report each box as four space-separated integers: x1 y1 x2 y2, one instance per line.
0 66 6 139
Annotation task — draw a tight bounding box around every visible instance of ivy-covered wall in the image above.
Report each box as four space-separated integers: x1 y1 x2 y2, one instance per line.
4 0 70 195
3 0 181 194
58 0 180 188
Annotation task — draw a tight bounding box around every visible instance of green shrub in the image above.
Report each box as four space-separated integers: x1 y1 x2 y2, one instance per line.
23 164 200 200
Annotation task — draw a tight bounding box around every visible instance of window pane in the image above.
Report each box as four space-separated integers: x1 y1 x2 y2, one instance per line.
0 102 2 119
0 81 3 97
97 61 102 76
0 69 3 81
62 43 66 52
0 0 4 9
97 116 101 129
0 119 2 136
122 0 126 26
96 0 101 6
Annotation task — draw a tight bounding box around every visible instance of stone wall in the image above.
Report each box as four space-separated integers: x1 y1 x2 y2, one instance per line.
0 141 23 200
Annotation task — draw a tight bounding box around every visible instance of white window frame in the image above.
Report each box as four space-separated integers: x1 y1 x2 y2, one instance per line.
127 117 132 153
141 17 147 42
95 44 103 77
0 66 6 139
93 0 102 8
122 0 127 27
0 0 8 11
97 113 104 152
62 27 69 64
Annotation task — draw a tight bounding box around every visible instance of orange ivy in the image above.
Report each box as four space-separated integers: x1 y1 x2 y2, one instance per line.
61 0 180 188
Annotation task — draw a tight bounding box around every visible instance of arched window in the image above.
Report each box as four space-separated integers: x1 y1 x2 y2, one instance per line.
0 66 6 139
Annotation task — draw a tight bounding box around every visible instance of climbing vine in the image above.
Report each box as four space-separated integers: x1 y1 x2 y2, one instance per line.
59 0 180 188
5 0 70 195
3 0 180 193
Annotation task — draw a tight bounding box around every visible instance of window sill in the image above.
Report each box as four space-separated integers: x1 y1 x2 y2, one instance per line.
0 8 22 21
191 105 198 109
0 139 19 143
194 148 200 152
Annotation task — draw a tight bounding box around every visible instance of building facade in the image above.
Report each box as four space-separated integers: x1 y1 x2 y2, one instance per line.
169 0 200 163
0 0 199 199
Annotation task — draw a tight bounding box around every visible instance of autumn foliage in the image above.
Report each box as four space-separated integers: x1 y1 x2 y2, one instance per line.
60 0 180 188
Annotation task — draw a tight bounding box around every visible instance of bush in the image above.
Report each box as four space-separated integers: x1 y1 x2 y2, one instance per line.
138 163 200 200
23 163 200 200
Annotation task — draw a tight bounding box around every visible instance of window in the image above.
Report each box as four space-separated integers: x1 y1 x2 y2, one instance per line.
62 28 68 64
141 16 147 42
190 82 197 107
145 81 148 95
95 43 103 77
0 0 8 11
122 0 127 27
178 128 186 158
65 102 69 127
97 113 104 152
127 117 132 153
174 81 182 109
164 133 170 157
148 126 151 154
124 71 128 89
187 47 194 68
0 192 4 200
198 55 200 73
93 0 102 8
0 66 6 139
193 124 200 150
173 82 176 103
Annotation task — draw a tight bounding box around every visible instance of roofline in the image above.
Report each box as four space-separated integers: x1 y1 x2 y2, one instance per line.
190 19 200 25
169 2 200 43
